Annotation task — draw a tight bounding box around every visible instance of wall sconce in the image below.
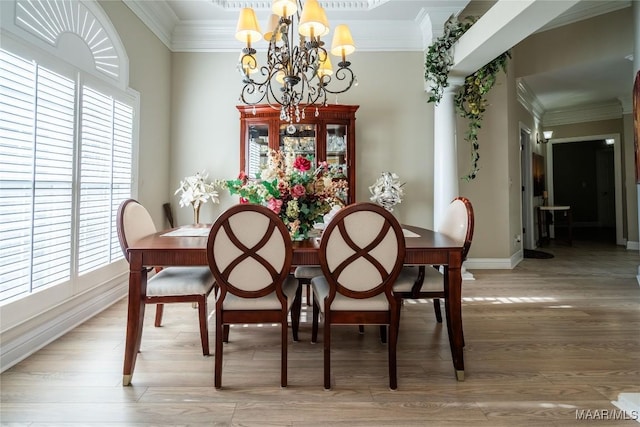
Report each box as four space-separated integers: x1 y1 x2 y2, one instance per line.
537 130 553 144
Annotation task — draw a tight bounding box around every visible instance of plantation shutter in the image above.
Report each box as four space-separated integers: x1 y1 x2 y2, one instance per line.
78 86 132 274
0 50 75 300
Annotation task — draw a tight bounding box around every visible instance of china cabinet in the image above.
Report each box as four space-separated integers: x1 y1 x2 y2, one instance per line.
237 104 359 203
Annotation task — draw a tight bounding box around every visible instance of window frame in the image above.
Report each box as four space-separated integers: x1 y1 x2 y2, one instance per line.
0 33 139 325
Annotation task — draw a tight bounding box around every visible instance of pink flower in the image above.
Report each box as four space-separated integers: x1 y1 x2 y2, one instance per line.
291 184 306 198
293 156 311 172
267 198 283 214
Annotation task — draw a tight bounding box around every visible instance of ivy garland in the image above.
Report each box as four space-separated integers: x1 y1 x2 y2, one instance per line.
425 15 510 181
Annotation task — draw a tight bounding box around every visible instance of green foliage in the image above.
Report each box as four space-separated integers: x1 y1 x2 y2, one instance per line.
424 15 510 180
424 16 476 104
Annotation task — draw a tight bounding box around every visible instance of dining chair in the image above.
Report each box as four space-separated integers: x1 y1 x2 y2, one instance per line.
310 202 405 390
392 196 474 325
116 199 215 356
206 203 298 389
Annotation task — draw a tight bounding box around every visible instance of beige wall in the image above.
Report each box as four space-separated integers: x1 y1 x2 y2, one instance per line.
623 112 638 243
514 8 633 79
169 51 435 229
99 0 172 229
108 0 638 261
459 71 513 260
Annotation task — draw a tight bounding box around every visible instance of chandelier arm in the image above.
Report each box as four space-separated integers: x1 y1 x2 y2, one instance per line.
235 1 356 122
322 66 356 95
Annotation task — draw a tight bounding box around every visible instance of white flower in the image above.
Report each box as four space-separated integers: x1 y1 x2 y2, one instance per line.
369 172 404 212
175 170 219 209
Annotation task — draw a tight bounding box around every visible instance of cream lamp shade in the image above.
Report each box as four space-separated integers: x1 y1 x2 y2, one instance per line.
272 0 297 18
298 0 326 38
236 8 262 44
543 130 553 139
264 14 282 42
318 5 330 37
317 53 333 78
331 24 355 57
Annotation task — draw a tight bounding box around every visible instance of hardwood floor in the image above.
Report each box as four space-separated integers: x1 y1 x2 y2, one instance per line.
2 241 639 425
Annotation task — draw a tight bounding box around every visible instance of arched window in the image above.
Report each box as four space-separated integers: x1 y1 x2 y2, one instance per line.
0 0 137 302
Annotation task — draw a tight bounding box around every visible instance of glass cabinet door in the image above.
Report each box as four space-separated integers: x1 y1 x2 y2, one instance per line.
279 123 317 164
246 123 269 178
326 123 348 179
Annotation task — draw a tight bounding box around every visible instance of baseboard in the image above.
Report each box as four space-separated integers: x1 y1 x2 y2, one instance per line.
0 278 128 373
465 253 522 270
627 241 639 251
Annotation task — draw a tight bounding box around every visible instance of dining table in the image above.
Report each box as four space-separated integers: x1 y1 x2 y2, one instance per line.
122 223 466 386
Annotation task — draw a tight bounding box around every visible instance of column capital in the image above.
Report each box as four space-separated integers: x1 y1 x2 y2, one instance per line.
448 75 465 88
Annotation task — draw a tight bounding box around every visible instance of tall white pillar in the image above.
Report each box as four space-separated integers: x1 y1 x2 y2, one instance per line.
433 77 463 228
432 77 474 280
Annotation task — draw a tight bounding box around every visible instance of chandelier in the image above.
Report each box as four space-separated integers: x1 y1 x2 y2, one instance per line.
235 0 357 123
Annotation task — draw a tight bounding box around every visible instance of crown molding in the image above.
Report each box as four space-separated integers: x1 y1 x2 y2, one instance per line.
169 19 428 53
122 0 179 49
124 0 470 52
516 79 545 121
210 0 390 11
543 100 623 126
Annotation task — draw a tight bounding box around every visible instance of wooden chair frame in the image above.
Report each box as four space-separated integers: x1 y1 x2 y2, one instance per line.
206 204 295 389
117 199 214 356
394 196 474 328
311 202 405 390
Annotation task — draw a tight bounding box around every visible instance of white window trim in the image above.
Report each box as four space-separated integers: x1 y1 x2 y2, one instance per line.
0 0 138 372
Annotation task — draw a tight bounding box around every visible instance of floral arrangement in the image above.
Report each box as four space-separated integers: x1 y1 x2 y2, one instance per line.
175 170 219 223
221 150 347 239
369 171 404 212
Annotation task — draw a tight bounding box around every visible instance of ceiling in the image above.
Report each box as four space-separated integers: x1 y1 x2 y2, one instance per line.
124 0 634 120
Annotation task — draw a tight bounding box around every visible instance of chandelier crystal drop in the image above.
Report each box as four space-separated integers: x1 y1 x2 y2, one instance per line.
235 0 357 123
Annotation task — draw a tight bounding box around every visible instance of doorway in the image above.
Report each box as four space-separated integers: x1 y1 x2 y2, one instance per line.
546 136 621 245
520 126 534 250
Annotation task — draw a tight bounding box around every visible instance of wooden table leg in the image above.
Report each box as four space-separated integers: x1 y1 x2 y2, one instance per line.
122 255 147 386
537 207 543 246
444 254 465 381
567 208 573 246
291 283 302 342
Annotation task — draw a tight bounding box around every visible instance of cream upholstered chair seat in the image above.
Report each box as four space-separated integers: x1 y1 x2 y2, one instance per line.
206 203 297 389
392 265 444 293
392 197 474 329
147 267 214 296
312 277 389 311
310 202 405 390
117 199 215 358
221 277 298 310
295 266 322 278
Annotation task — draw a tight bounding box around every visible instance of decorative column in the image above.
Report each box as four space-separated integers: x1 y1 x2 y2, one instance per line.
432 76 474 280
433 77 463 228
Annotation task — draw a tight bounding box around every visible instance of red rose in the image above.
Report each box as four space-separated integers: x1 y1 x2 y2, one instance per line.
267 198 283 214
291 184 306 198
293 156 311 172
